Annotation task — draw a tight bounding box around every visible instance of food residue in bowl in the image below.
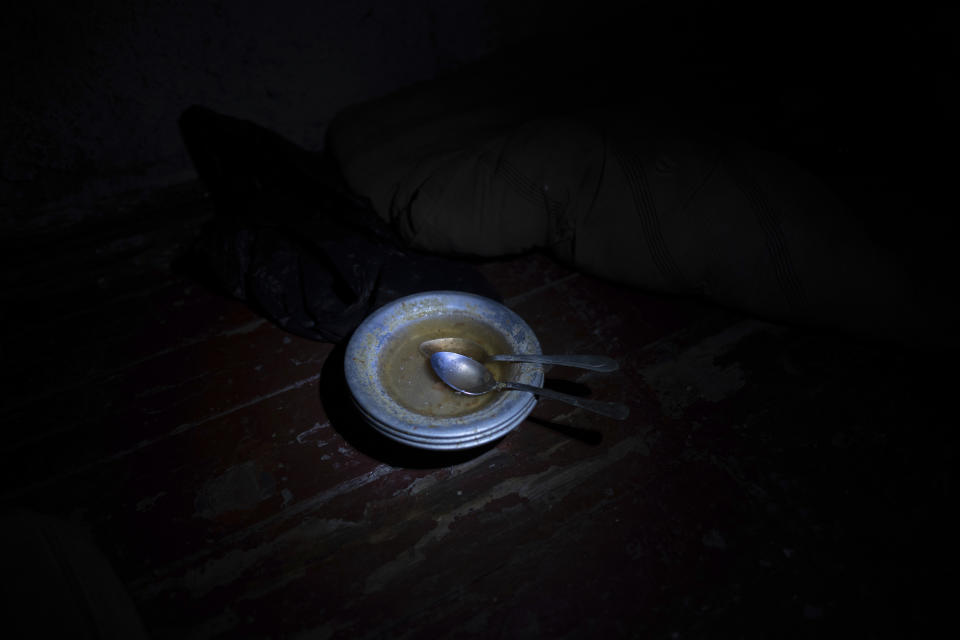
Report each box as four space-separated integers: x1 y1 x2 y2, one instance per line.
379 313 516 418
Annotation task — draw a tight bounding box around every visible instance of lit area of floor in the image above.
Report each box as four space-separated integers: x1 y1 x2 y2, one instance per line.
1 182 955 638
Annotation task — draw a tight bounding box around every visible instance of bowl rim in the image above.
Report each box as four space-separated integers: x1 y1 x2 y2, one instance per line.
344 290 542 449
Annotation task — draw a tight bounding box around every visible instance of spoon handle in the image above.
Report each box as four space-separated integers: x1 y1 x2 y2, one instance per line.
488 354 619 372
501 381 630 420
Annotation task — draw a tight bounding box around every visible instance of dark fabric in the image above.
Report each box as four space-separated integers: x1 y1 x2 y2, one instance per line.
326 74 956 346
178 105 500 343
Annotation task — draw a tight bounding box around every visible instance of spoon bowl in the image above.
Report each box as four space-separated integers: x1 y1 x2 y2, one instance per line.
430 351 630 420
418 337 489 362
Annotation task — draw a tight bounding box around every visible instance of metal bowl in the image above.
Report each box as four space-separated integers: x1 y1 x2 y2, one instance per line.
344 291 542 450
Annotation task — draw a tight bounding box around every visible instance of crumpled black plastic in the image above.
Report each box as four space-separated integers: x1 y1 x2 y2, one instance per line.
178 105 500 343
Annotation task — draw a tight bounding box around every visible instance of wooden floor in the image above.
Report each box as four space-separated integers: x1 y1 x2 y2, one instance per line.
1 183 956 638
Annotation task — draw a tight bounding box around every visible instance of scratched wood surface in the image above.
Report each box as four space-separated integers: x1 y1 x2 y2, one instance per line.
1 184 956 638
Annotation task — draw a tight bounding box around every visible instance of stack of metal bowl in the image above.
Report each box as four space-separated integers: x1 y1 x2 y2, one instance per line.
344 291 543 450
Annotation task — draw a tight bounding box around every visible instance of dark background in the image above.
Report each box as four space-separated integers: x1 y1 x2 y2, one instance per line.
3 1 955 227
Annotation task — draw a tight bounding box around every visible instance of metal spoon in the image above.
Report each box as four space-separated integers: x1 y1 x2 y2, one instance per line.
430 351 630 420
419 337 618 372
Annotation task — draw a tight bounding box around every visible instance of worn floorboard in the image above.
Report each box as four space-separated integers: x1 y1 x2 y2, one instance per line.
1 185 956 638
